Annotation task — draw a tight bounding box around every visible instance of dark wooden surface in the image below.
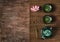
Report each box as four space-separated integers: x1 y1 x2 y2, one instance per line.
0 0 30 42
0 0 60 42
30 0 60 42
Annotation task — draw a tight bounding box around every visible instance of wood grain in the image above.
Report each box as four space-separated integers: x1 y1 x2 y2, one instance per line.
0 0 30 42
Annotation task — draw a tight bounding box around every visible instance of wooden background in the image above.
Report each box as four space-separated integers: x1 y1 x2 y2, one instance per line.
0 0 60 42
0 0 29 42
30 0 60 42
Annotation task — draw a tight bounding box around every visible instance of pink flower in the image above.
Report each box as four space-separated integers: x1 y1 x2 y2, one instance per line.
30 5 40 12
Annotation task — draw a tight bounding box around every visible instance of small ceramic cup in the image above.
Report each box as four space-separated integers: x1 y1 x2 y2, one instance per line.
42 4 53 13
43 15 53 24
41 26 53 39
